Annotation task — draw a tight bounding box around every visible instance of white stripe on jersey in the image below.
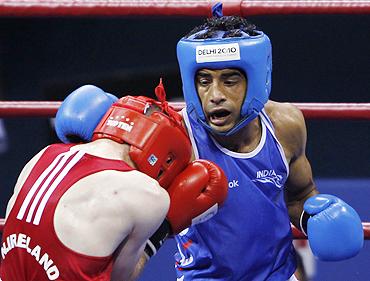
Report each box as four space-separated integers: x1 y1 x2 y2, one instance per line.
16 151 70 220
181 108 200 160
33 150 85 225
16 149 85 225
260 110 290 177
287 274 299 281
26 150 76 223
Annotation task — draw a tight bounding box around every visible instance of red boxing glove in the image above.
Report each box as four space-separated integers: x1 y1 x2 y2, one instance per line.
166 159 228 234
144 160 228 258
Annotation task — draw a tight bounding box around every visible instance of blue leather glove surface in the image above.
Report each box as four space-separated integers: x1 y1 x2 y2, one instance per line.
304 194 363 261
55 85 117 143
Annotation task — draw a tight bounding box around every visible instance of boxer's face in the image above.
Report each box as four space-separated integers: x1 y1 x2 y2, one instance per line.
195 68 247 133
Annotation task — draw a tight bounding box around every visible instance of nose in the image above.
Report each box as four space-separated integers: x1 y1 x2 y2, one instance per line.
209 85 226 105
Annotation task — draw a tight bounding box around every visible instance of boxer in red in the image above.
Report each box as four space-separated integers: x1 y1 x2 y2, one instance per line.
0 84 228 281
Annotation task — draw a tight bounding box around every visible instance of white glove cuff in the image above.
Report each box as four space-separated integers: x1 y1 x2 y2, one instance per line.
299 210 310 237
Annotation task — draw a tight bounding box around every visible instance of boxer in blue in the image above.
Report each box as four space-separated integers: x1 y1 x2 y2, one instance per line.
174 3 364 281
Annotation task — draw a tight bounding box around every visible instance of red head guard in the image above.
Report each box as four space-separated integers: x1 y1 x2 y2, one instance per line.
92 81 192 188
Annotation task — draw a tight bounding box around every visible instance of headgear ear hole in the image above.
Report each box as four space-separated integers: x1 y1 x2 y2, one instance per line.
166 154 174 165
157 168 164 180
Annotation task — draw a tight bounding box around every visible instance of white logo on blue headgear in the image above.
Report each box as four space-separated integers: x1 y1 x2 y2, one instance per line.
196 43 240 63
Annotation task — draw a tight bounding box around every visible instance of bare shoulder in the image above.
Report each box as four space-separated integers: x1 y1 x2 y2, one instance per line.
264 101 305 126
58 169 169 222
55 170 169 256
115 170 170 226
84 169 169 211
264 101 307 159
115 170 170 206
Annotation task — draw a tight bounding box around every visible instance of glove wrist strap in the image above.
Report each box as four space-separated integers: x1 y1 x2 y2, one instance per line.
144 219 171 258
299 210 310 237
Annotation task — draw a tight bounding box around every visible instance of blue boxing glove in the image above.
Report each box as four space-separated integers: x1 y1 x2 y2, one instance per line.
55 85 118 143
301 194 363 261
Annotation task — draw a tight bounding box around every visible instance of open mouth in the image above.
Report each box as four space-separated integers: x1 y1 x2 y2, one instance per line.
208 109 232 126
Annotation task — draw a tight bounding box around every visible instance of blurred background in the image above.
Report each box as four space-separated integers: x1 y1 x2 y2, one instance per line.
0 10 369 281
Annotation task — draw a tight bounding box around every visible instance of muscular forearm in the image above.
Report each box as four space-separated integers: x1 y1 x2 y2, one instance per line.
286 187 318 229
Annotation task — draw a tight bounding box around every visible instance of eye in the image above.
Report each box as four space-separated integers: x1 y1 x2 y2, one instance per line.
224 77 239 86
197 76 211 87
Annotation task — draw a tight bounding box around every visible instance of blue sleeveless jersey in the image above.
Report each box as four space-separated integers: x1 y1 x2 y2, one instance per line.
174 108 296 281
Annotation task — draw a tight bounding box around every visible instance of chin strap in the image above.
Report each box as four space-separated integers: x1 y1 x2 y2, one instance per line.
197 109 259 136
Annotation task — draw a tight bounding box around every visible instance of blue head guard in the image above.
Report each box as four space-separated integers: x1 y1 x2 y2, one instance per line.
177 4 272 135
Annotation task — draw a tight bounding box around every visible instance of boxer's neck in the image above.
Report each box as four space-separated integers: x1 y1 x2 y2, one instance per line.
212 117 262 153
72 139 136 168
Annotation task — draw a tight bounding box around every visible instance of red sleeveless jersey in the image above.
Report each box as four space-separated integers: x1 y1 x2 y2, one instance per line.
0 144 134 281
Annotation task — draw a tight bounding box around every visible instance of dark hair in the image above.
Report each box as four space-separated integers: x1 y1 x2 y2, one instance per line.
145 103 161 116
185 16 258 39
